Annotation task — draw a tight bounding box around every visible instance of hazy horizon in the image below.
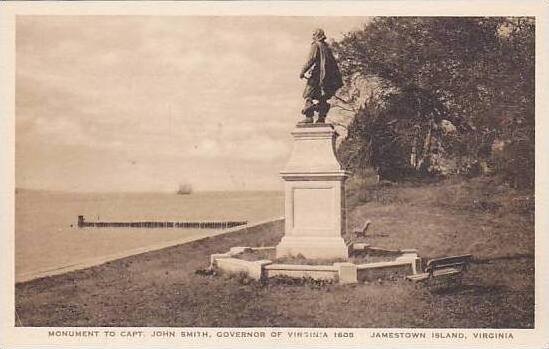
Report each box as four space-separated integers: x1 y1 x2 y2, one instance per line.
15 186 285 194
16 16 368 193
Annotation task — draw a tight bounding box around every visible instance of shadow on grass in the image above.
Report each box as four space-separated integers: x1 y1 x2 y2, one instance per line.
473 253 533 264
418 253 533 265
430 283 507 296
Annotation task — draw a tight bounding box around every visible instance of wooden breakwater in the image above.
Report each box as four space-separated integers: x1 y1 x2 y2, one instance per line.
77 216 247 229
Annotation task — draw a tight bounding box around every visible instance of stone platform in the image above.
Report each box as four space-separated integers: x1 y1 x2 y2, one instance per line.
210 244 421 284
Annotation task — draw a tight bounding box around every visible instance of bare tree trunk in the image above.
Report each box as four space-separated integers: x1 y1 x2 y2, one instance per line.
410 138 417 168
416 120 434 172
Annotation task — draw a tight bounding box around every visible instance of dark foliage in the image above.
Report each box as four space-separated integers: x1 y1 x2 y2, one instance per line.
335 17 534 188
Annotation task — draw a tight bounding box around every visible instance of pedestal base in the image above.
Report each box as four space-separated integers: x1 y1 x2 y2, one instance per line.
276 236 349 259
276 123 351 260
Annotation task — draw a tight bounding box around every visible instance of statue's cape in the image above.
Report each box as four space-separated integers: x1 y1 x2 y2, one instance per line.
316 41 344 98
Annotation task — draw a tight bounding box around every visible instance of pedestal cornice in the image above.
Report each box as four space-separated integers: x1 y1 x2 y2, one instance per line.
280 170 352 181
283 123 343 173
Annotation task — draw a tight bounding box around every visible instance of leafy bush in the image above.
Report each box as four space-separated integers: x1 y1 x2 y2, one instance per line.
334 17 534 188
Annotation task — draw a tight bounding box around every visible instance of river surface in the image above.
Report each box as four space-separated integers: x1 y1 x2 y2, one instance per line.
15 190 284 282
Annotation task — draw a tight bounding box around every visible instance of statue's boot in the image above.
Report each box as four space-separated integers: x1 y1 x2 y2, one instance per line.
300 98 315 123
301 99 316 116
300 116 314 124
316 101 330 123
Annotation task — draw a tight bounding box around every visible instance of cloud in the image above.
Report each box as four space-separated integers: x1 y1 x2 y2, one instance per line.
16 15 368 191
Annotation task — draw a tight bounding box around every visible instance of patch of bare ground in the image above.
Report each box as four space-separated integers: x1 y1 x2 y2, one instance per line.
15 177 534 328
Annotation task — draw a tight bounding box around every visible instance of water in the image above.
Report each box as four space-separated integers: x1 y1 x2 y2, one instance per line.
15 189 284 282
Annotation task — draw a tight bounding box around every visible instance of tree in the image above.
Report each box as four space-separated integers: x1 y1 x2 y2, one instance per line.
334 17 534 187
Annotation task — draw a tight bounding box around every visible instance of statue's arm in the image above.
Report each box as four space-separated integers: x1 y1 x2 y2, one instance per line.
299 43 318 78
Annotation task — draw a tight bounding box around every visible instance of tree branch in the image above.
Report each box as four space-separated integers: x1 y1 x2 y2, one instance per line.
331 121 349 129
331 104 356 113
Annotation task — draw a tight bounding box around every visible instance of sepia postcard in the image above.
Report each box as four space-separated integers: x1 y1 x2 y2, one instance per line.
1 1 548 348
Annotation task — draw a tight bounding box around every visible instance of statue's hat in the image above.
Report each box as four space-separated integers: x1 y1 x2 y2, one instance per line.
312 28 327 41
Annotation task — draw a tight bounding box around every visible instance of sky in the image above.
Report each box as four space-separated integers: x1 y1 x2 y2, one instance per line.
16 16 368 192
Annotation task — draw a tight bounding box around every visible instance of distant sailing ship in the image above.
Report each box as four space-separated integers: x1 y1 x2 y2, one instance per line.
177 183 193 195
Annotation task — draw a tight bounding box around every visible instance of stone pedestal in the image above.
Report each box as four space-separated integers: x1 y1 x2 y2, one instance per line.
276 123 350 259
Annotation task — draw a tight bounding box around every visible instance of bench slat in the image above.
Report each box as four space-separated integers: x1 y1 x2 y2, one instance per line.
406 273 430 282
432 267 461 277
426 262 467 273
408 268 464 281
426 254 472 268
408 254 472 283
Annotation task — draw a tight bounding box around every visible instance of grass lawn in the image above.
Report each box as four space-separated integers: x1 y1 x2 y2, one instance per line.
15 177 534 328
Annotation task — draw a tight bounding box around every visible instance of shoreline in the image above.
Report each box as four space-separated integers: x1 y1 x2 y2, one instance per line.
16 216 284 284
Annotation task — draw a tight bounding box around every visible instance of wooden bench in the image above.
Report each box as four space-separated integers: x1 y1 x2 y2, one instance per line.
407 254 472 283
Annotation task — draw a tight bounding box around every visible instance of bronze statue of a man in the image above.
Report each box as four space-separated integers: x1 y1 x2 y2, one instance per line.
299 28 343 124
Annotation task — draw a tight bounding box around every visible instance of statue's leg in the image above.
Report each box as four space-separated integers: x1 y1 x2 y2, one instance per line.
316 98 330 123
301 98 314 123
